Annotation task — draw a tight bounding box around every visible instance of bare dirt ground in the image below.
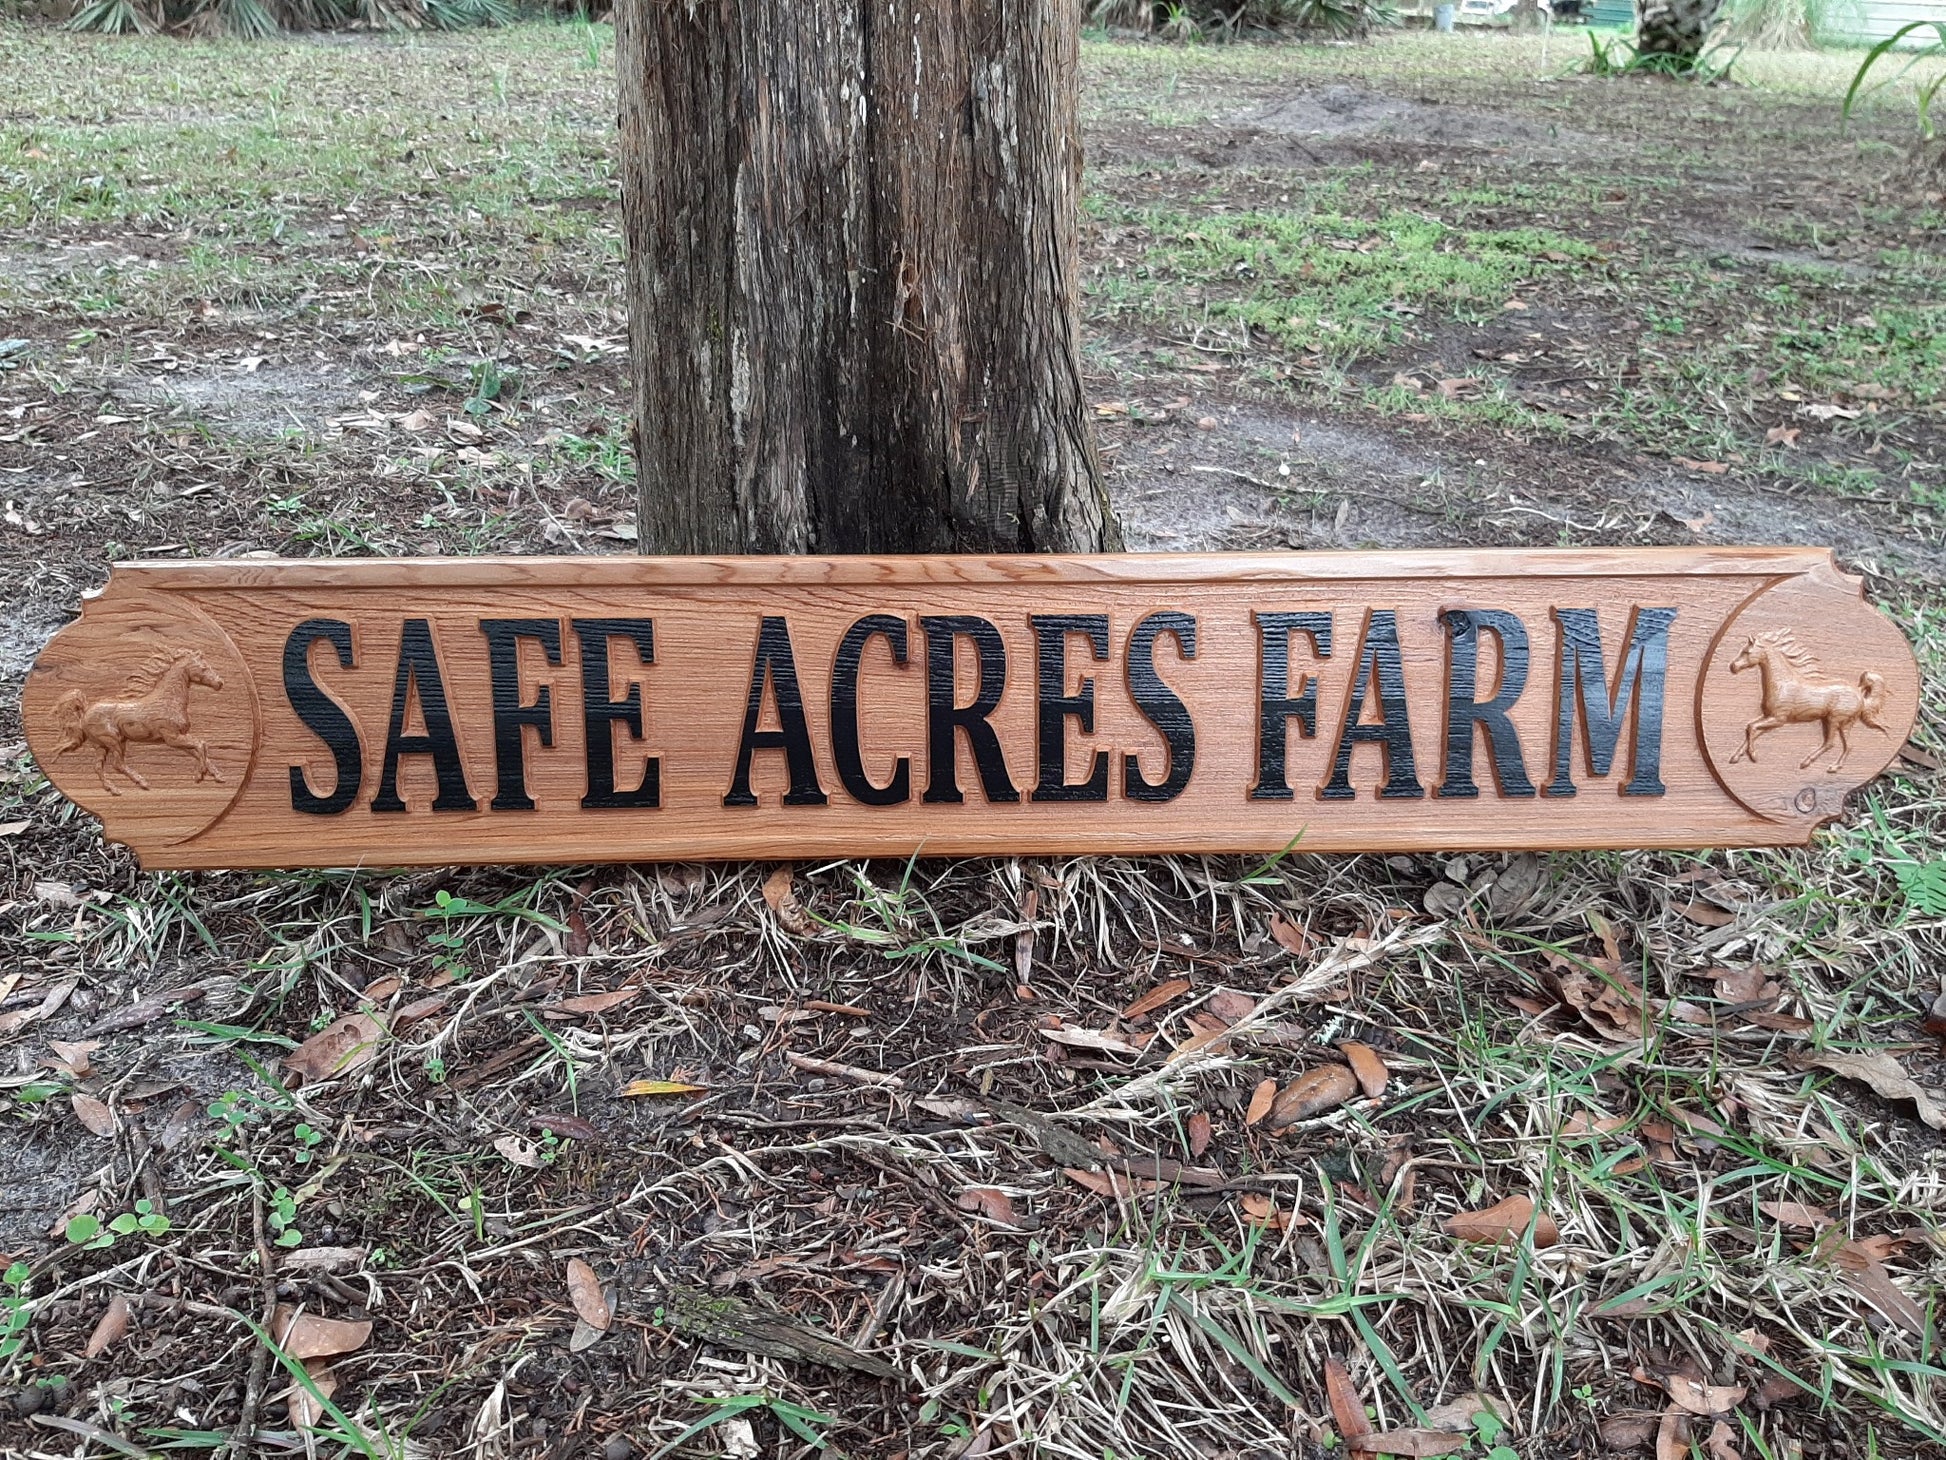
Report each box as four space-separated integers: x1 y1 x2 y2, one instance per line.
1 22 1944 1460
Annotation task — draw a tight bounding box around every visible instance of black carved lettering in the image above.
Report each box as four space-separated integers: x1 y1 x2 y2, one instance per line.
1436 608 1536 800
831 614 911 807
1030 614 1110 803
920 616 1019 804
1250 610 1332 801
571 618 660 810
1545 607 1676 798
1123 611 1197 803
480 618 562 812
373 618 476 813
285 618 361 816
1320 609 1424 801
724 616 828 808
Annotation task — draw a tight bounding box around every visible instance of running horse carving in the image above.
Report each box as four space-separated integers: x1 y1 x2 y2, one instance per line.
51 648 228 796
1728 629 1888 773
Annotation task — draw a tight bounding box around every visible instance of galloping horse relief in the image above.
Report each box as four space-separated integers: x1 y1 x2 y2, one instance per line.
52 647 229 796
1728 629 1889 774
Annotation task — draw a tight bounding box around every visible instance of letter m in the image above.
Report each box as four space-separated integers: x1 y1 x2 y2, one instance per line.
1545 607 1676 798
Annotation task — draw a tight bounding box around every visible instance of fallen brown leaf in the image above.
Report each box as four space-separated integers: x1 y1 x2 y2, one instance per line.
1340 1041 1389 1099
544 989 639 1017
46 1039 99 1078
285 1014 385 1084
1655 1407 1690 1460
1269 1064 1358 1127
1238 1192 1290 1231
1706 1419 1744 1460
1442 1194 1559 1248
1599 1411 1662 1450
70 1093 116 1138
1757 1200 1833 1229
1676 898 1735 928
956 1186 1019 1226
1041 1025 1146 1056
288 1358 338 1429
565 1257 612 1331
1205 989 1258 1025
1834 1240 1927 1335
620 1078 710 1098
1324 1355 1371 1447
1187 1110 1213 1157
1122 978 1191 1019
1675 457 1731 474
271 1305 373 1362
762 865 815 936
1807 1051 1946 1130
1244 1077 1278 1127
83 1294 131 1358
1358 1431 1470 1457
1267 912 1314 957
1662 1373 1747 1416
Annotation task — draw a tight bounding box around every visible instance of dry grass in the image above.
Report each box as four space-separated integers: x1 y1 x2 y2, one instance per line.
1 17 1944 1460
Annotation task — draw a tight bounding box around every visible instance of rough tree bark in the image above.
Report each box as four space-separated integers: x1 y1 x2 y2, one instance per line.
1635 0 1726 66
616 0 1121 555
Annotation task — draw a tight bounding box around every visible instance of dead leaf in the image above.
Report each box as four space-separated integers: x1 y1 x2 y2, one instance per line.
1041 1025 1146 1056
1206 989 1258 1025
1239 1192 1290 1231
1598 1412 1662 1450
84 1294 131 1358
1662 1373 1747 1416
565 1258 612 1332
0 820 27 838
1340 1041 1390 1099
271 1305 372 1361
1436 377 1484 400
1324 1355 1372 1447
1834 1240 1927 1335
762 865 815 936
956 1187 1019 1226
620 1078 709 1098
1062 1167 1152 1198
1757 1200 1833 1229
288 1358 338 1429
1187 1110 1212 1157
1677 898 1735 928
46 1039 99 1078
1267 912 1314 957
1807 1051 1946 1130
285 1013 385 1084
1442 1194 1559 1247
1655 1408 1690 1460
544 989 639 1017
1764 425 1800 447
1675 457 1731 475
1705 1420 1743 1460
71 1093 117 1138
493 1134 544 1168
530 1111 600 1142
1123 978 1190 1019
399 408 435 431
1358 1431 1470 1457
1269 1064 1358 1127
1244 1077 1278 1127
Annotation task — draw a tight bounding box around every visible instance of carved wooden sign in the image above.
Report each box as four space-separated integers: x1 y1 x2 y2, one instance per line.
22 548 1919 870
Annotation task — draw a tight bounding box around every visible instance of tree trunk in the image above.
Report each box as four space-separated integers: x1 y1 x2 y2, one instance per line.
616 0 1120 556
1635 0 1725 65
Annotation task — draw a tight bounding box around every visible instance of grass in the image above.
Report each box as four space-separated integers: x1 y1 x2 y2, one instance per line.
1 16 1944 1460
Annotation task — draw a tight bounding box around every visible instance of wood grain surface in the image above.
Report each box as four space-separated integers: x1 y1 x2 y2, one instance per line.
22 549 1920 869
